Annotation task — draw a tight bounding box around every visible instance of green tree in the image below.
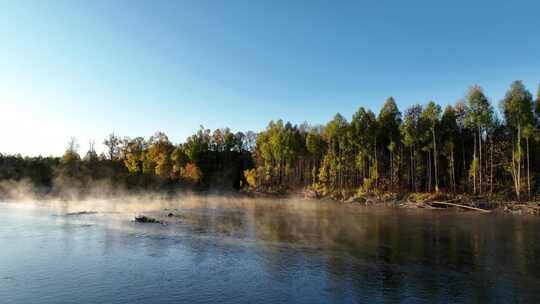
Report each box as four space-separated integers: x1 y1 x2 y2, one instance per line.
501 81 534 200
401 104 422 191
351 108 378 187
184 126 211 165
421 101 441 192
536 83 540 121
322 113 350 191
306 128 325 183
378 97 402 186
464 85 493 194
171 146 189 177
223 128 237 152
440 106 458 192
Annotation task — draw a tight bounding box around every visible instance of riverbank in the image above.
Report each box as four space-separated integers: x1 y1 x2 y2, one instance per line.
245 188 540 216
299 189 540 215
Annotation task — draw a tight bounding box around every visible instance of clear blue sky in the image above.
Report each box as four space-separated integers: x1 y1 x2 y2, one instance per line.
1 0 539 156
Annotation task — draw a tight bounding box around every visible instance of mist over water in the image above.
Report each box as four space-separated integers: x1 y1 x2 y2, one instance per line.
1 195 540 303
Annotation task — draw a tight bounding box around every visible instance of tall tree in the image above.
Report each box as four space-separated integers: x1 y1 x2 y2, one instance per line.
351 108 378 188
440 106 458 192
84 140 98 162
243 131 258 152
401 104 423 191
453 101 468 191
124 137 146 174
306 128 326 183
421 101 441 192
501 81 534 200
464 86 493 194
184 126 211 166
63 137 80 163
104 133 121 161
377 97 402 186
321 114 350 190
534 83 540 128
145 132 174 178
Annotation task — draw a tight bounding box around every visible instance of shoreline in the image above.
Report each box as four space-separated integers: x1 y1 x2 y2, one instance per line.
245 189 540 216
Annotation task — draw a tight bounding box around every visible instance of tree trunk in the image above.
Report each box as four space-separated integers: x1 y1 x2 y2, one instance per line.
527 136 530 199
410 146 413 191
462 133 466 192
490 137 493 195
473 135 477 195
517 125 521 201
374 138 378 188
390 150 393 186
432 127 439 192
478 126 482 195
451 146 455 192
512 125 522 201
427 150 432 192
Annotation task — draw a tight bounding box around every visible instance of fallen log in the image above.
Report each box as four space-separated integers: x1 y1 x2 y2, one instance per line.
425 201 491 213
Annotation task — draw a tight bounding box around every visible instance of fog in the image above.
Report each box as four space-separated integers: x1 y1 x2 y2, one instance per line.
0 178 382 247
3 179 540 304
0 177 347 214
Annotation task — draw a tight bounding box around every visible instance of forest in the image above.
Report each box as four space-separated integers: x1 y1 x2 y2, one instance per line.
1 81 539 201
0 128 255 198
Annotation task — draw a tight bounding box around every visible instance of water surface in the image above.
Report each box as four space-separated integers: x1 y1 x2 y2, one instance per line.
1 198 539 303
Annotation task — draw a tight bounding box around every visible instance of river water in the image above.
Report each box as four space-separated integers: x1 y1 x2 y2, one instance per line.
1 197 539 303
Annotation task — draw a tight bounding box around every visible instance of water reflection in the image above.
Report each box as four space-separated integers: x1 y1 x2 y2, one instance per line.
1 200 539 303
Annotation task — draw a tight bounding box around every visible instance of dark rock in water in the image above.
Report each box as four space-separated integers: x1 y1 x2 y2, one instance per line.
134 215 161 224
65 211 98 216
167 213 174 217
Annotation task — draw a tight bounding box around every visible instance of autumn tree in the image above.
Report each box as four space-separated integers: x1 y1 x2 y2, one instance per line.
63 137 81 163
145 132 174 178
123 137 146 174
56 137 86 187
171 146 189 177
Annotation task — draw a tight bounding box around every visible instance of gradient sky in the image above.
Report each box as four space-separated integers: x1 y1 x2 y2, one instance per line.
1 0 539 156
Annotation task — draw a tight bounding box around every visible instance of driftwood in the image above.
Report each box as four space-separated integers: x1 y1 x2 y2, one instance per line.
423 204 444 210
402 200 444 209
425 200 491 213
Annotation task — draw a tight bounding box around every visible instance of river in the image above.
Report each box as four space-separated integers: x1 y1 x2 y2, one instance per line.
1 197 539 303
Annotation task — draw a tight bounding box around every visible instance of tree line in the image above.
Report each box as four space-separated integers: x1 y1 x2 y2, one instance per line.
245 81 540 201
0 128 255 196
1 81 539 201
